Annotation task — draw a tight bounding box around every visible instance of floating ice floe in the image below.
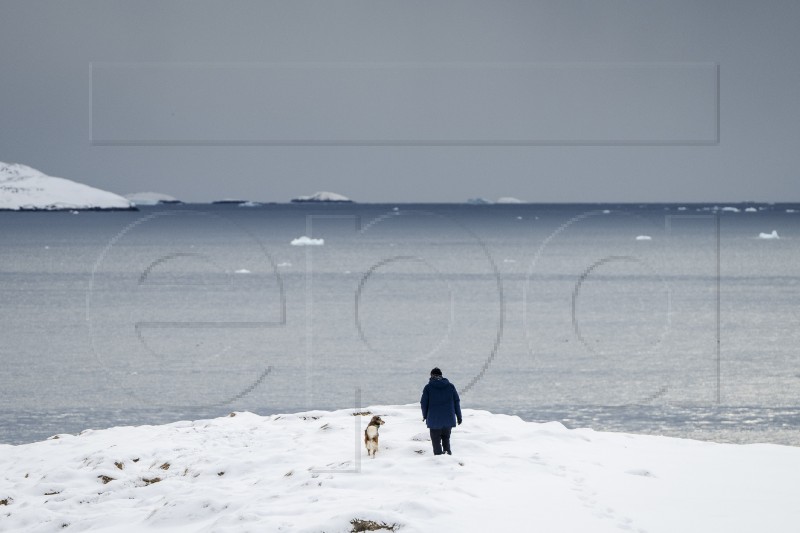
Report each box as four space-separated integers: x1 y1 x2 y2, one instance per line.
635 235 652 241
677 206 687 211
602 209 611 214
758 230 780 240
787 209 797 213
290 236 325 246
239 201 262 207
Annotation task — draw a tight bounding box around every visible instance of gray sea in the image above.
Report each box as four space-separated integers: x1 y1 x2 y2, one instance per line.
2 203 799 445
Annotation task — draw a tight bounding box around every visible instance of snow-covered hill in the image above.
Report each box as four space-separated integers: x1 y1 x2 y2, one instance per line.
0 162 133 211
291 191 353 203
2 405 798 532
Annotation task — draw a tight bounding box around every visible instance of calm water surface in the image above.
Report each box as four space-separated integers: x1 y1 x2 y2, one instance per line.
1 203 799 445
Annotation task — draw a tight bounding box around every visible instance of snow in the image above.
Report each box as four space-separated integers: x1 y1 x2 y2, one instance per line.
291 191 353 203
758 230 780 239
124 192 180 206
635 235 652 241
0 161 133 211
290 236 325 246
495 196 524 204
2 405 799 533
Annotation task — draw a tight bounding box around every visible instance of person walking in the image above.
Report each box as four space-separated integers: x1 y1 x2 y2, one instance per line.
420 367 462 455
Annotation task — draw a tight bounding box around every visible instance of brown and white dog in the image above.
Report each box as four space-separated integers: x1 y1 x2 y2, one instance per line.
364 415 385 458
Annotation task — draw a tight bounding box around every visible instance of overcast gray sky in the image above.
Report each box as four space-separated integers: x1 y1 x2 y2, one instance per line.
1 1 799 203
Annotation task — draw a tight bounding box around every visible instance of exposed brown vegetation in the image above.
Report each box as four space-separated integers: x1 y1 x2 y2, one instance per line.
350 518 399 532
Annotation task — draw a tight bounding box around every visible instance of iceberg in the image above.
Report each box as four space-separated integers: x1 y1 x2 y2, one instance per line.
758 230 780 239
2 405 799 532
721 206 740 213
0 161 134 211
290 236 325 246
291 191 353 203
635 235 653 241
467 197 493 205
124 192 181 206
744 207 758 213
495 196 524 204
212 199 247 205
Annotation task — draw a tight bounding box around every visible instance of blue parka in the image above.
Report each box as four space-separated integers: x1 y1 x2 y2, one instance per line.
420 376 462 429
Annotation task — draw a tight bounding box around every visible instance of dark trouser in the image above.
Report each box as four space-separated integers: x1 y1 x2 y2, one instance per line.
429 427 452 455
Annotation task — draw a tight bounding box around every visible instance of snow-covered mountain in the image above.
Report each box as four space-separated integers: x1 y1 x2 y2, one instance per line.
291 191 353 203
0 162 133 211
1 405 798 532
124 192 182 206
